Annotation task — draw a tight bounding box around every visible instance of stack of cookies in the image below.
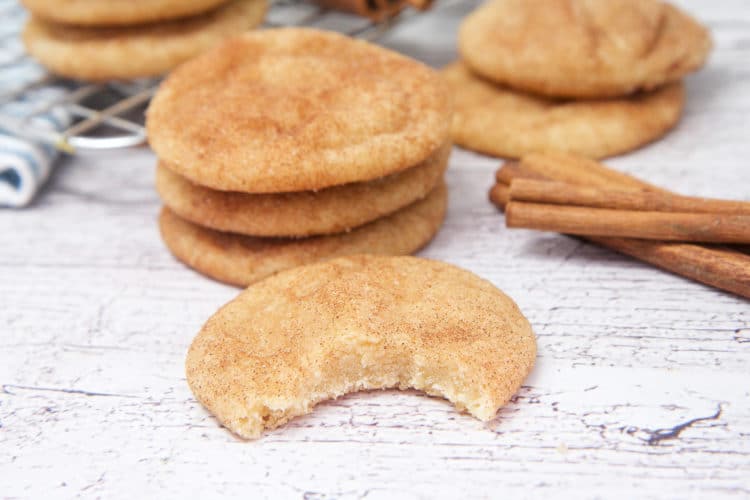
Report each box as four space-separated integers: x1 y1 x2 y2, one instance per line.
445 0 712 160
22 0 267 81
147 28 453 287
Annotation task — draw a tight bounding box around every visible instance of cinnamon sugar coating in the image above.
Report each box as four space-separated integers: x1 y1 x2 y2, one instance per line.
146 28 452 193
22 0 266 81
21 0 230 27
186 254 536 439
156 143 450 238
444 62 684 159
459 0 711 98
159 183 447 287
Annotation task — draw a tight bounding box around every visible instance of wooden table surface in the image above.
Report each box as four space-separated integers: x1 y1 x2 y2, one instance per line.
1 1 748 498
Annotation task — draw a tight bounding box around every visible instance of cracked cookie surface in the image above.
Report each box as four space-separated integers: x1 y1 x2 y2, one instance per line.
459 0 711 98
147 28 452 193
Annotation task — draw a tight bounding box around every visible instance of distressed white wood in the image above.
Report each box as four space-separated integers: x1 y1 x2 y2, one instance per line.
1 1 749 498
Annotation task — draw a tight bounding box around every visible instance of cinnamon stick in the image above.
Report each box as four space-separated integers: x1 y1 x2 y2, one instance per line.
488 183 509 208
519 153 667 192
509 178 750 215
495 161 547 185
310 0 432 20
589 237 750 296
506 202 750 243
490 154 750 298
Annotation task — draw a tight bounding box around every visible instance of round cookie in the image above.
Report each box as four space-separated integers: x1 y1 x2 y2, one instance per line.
159 183 447 287
20 0 230 27
156 142 450 238
459 0 711 99
22 0 267 81
443 62 684 159
186 254 537 439
146 28 452 193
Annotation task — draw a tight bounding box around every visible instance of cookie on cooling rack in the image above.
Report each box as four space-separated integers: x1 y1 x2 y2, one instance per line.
156 143 450 238
20 0 231 27
185 253 536 439
158 183 447 287
443 62 685 159
22 0 267 81
146 28 452 193
459 0 711 99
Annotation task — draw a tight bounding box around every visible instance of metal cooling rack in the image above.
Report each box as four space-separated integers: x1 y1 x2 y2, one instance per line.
0 0 444 153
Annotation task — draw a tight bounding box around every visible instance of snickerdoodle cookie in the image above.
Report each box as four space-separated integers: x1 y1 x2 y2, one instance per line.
156 143 450 238
146 28 452 193
185 254 536 439
443 62 684 159
21 0 230 27
459 0 711 99
22 0 267 81
159 183 447 287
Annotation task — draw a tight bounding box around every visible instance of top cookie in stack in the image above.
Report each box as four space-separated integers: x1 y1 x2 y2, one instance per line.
147 28 453 287
445 0 712 159
21 0 267 81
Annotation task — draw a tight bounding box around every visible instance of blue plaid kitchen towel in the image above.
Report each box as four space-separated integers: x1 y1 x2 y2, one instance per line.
0 0 70 207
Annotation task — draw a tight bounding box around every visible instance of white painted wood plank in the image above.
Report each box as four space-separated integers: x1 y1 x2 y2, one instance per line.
1 0 749 498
